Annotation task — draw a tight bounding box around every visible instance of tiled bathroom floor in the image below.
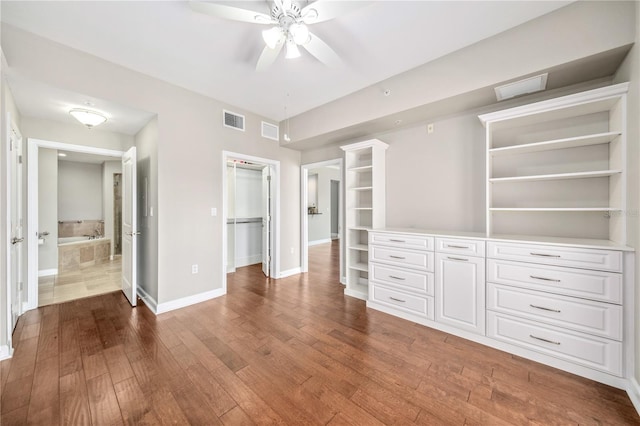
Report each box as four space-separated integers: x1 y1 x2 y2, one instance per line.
38 257 122 307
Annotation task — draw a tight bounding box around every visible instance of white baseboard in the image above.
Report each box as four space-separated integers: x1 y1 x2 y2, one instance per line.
38 268 58 277
277 267 301 279
137 286 158 314
627 377 640 415
235 255 262 268
156 288 226 314
308 238 332 246
331 233 339 240
0 345 11 361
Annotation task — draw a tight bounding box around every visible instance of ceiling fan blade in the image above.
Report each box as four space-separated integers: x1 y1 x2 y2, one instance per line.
256 41 285 71
301 0 372 24
189 1 274 24
302 32 341 67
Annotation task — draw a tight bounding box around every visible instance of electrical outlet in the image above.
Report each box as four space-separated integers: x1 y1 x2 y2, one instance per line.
191 264 198 274
427 123 434 134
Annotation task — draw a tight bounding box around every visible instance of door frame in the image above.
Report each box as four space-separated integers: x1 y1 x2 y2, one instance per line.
26 138 124 311
222 151 280 293
300 159 344 283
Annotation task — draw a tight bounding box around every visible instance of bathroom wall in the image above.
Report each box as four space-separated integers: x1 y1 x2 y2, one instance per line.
38 148 58 273
103 160 122 258
308 167 341 244
58 160 103 221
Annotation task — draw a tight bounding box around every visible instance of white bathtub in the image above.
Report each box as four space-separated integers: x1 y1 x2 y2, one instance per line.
58 236 106 246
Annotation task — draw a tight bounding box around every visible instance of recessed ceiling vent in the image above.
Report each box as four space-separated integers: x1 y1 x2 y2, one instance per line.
223 110 245 131
494 73 548 101
261 121 279 141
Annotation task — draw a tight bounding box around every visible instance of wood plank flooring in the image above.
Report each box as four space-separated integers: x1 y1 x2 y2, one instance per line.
1 241 638 425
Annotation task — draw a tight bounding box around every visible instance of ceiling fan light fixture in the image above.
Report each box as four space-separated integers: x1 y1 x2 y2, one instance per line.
285 40 301 59
262 26 284 49
290 22 310 45
69 108 107 129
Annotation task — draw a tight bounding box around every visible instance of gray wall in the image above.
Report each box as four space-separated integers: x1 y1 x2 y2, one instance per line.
58 161 103 221
612 0 640 387
135 117 159 302
38 148 58 271
384 114 485 232
308 167 341 243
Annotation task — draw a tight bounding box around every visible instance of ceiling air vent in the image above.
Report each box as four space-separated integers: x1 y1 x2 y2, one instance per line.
261 121 279 141
223 110 245 131
494 73 548 101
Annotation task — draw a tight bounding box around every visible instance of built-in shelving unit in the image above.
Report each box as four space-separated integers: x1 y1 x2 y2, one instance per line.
342 139 388 300
479 83 629 244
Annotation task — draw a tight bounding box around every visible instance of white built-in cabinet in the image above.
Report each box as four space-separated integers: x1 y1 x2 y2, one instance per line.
342 140 388 300
435 239 486 335
479 83 629 243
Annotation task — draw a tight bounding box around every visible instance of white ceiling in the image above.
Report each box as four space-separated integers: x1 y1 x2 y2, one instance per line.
1 0 572 124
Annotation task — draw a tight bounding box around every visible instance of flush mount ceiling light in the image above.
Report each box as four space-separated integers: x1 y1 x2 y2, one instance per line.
494 73 548 101
69 108 107 129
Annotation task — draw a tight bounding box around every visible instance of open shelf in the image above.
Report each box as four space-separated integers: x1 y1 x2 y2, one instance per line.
488 131 621 156
353 207 373 210
350 262 369 272
348 244 369 251
348 165 373 172
349 226 372 231
489 170 622 183
350 186 373 191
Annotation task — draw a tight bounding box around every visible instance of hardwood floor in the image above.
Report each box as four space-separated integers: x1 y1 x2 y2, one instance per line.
1 240 638 425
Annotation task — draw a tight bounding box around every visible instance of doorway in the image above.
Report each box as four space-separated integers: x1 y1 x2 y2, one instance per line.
222 151 280 293
26 139 134 311
301 159 344 283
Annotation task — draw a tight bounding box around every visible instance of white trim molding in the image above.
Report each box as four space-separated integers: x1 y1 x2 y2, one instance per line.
277 267 301 279
137 286 158 314
38 268 58 277
0 345 10 361
627 377 640 415
156 288 226 314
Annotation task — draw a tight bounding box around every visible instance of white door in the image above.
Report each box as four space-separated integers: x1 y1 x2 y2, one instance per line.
121 147 137 306
435 253 485 334
261 166 271 277
8 123 23 338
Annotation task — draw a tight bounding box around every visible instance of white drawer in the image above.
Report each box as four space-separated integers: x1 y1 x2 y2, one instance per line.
487 259 622 304
370 232 434 251
371 285 434 319
487 283 622 340
370 263 434 296
487 312 622 376
435 238 485 257
487 242 622 272
370 246 434 272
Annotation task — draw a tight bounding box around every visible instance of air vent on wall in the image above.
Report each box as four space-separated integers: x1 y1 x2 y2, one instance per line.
223 110 245 131
261 121 279 141
494 73 548 101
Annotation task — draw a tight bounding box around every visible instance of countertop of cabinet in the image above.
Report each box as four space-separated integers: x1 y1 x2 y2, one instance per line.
371 228 635 251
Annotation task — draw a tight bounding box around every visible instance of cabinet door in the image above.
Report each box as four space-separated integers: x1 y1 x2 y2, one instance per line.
435 253 485 334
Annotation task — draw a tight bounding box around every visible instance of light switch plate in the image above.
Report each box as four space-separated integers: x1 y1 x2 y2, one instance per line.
211 207 217 216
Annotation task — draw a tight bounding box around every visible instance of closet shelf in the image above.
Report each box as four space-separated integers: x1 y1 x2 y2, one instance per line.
349 226 372 231
352 207 373 211
489 170 622 183
348 244 369 251
350 186 373 191
490 207 621 212
489 131 621 156
350 262 369 272
348 165 373 172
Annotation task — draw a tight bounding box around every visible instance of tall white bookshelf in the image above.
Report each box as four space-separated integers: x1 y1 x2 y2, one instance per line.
479 83 629 244
341 139 388 300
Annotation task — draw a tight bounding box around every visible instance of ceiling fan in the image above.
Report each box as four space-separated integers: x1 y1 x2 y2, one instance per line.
190 0 364 70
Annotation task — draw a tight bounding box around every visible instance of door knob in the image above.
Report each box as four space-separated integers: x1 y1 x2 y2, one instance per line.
11 237 24 245
128 231 141 236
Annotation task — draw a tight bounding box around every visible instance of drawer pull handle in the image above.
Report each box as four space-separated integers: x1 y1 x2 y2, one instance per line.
446 244 469 249
388 275 406 281
529 335 561 345
389 297 406 303
447 256 468 262
530 252 561 258
530 275 561 283
389 255 406 259
529 304 561 313
389 239 406 243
